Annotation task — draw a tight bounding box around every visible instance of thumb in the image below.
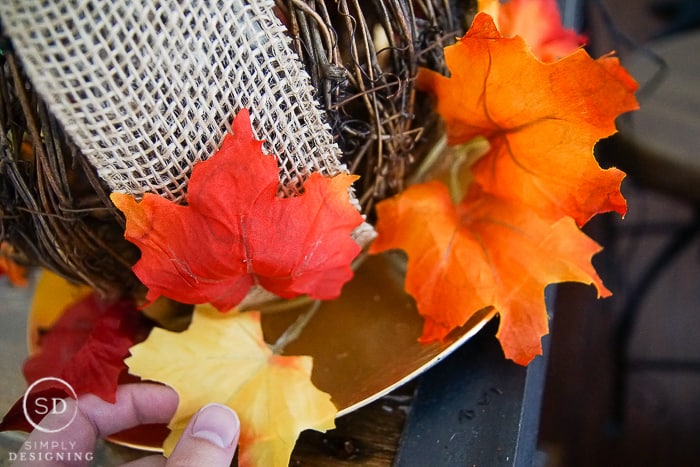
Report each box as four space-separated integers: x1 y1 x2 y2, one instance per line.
166 404 240 467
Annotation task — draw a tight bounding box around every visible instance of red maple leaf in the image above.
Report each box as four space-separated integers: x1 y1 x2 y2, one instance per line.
479 0 587 62
0 387 71 433
111 109 363 311
1 293 151 433
22 293 151 403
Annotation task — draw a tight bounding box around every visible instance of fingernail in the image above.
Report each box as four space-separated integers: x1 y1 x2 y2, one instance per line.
191 403 240 449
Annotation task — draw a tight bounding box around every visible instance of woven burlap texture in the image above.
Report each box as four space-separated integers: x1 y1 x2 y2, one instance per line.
0 0 352 204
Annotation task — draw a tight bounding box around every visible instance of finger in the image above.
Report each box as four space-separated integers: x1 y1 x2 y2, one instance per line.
165 404 239 467
75 383 178 436
16 383 178 464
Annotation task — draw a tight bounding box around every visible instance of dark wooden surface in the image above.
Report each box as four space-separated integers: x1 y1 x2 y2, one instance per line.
291 384 414 466
290 319 548 466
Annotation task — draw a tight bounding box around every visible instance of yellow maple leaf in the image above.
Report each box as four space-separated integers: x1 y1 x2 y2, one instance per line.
27 269 93 348
126 307 337 467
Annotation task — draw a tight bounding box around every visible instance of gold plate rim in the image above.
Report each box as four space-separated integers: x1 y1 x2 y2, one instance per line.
26 253 495 451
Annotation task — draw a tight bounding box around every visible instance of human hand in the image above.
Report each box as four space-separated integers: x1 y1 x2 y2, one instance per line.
12 383 239 466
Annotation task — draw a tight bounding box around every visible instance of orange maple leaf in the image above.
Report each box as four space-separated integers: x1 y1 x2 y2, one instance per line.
111 109 363 311
371 13 638 364
0 242 28 286
478 0 586 62
370 182 610 364
417 13 639 226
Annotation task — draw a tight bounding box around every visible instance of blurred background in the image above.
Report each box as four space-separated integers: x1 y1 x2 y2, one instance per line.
540 0 700 466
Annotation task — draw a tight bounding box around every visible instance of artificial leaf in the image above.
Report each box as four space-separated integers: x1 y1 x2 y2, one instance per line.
0 242 28 286
478 0 586 62
126 307 336 467
370 182 610 364
416 13 639 226
23 292 152 403
111 109 363 311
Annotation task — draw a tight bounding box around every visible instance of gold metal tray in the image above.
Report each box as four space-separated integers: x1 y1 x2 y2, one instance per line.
28 252 495 450
260 253 496 415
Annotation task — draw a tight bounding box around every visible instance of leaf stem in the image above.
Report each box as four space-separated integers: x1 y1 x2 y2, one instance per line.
447 137 491 204
253 295 313 314
409 134 447 185
271 300 322 354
